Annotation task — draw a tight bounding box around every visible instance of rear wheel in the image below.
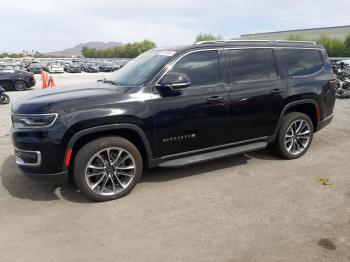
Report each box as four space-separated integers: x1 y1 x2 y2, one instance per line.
274 112 314 159
14 80 27 91
74 137 143 201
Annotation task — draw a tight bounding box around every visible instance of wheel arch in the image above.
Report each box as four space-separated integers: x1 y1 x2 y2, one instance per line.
270 99 320 142
64 124 153 173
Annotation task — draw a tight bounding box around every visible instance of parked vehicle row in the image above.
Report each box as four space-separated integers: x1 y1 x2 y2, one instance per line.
0 58 130 74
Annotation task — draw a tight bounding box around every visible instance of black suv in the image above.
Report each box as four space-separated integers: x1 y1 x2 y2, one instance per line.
11 40 336 201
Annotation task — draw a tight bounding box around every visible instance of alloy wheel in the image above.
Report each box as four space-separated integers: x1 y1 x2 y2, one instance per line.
284 120 311 155
85 147 136 196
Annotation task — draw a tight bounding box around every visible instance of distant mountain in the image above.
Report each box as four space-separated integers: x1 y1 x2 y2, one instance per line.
44 41 123 57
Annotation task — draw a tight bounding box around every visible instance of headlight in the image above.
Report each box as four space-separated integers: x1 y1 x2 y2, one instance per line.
12 113 58 128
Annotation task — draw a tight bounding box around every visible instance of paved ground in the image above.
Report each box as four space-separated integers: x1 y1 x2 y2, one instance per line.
0 74 349 261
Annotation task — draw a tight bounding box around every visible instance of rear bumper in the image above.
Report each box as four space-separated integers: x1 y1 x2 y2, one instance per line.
316 114 333 132
28 78 36 87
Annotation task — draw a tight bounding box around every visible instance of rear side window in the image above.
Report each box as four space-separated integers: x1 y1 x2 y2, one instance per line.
226 49 278 84
282 49 324 77
169 50 219 86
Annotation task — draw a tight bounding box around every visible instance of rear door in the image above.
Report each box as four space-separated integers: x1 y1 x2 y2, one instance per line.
225 48 286 142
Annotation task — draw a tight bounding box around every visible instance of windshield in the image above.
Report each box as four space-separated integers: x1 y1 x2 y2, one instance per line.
111 50 175 86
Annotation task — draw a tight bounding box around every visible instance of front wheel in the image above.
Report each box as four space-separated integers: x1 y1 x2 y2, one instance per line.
73 137 143 201
0 94 10 104
274 112 314 159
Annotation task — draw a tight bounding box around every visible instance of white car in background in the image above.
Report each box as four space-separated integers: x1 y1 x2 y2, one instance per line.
47 64 64 73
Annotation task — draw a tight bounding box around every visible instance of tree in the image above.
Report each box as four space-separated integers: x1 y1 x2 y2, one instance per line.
287 34 307 41
287 34 350 57
81 46 89 57
81 40 156 58
195 33 223 43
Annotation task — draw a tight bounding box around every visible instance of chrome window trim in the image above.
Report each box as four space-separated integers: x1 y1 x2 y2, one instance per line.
12 113 58 129
154 46 325 87
14 147 42 167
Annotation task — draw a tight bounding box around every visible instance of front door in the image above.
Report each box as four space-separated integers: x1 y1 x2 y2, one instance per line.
153 50 230 157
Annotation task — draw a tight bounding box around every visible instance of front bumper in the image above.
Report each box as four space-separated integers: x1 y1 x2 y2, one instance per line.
14 146 69 184
12 125 69 181
15 147 41 167
23 171 68 184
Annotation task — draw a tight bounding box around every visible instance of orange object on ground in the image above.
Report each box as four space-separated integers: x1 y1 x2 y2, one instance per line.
41 71 48 89
48 76 56 88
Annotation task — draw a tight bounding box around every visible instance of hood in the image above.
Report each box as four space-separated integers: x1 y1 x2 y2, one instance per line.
12 81 140 114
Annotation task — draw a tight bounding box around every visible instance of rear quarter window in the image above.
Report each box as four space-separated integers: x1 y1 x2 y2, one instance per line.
282 49 324 77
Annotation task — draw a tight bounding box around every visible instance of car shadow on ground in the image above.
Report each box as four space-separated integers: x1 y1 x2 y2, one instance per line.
0 148 277 203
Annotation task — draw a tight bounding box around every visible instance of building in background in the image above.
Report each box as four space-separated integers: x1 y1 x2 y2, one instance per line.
240 25 350 41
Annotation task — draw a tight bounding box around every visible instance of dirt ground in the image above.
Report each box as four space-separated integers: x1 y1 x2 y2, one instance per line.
0 74 349 261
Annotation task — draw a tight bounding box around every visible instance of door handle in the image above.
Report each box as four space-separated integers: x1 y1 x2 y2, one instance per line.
270 88 283 94
207 96 225 103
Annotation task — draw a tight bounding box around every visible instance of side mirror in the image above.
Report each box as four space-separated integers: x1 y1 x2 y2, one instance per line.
157 72 191 91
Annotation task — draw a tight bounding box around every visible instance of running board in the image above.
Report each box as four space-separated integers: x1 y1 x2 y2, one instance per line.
158 141 267 168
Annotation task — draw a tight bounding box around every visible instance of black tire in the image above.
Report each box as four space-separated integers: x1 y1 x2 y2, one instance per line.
0 94 10 104
274 112 314 159
14 80 27 91
73 136 143 201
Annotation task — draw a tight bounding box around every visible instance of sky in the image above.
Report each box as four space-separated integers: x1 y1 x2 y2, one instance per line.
0 0 349 53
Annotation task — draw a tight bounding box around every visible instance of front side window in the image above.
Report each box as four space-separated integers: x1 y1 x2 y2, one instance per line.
169 50 219 86
282 49 324 77
226 49 277 84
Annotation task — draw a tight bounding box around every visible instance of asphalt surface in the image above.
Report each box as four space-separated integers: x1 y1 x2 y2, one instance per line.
0 73 349 261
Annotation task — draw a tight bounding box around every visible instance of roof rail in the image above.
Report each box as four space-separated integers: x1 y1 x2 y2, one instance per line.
195 40 226 45
226 39 271 43
275 40 316 45
195 39 317 45
195 40 271 45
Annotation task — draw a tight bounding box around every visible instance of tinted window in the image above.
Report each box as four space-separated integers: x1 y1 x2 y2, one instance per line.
226 49 277 84
282 49 324 77
169 50 219 86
